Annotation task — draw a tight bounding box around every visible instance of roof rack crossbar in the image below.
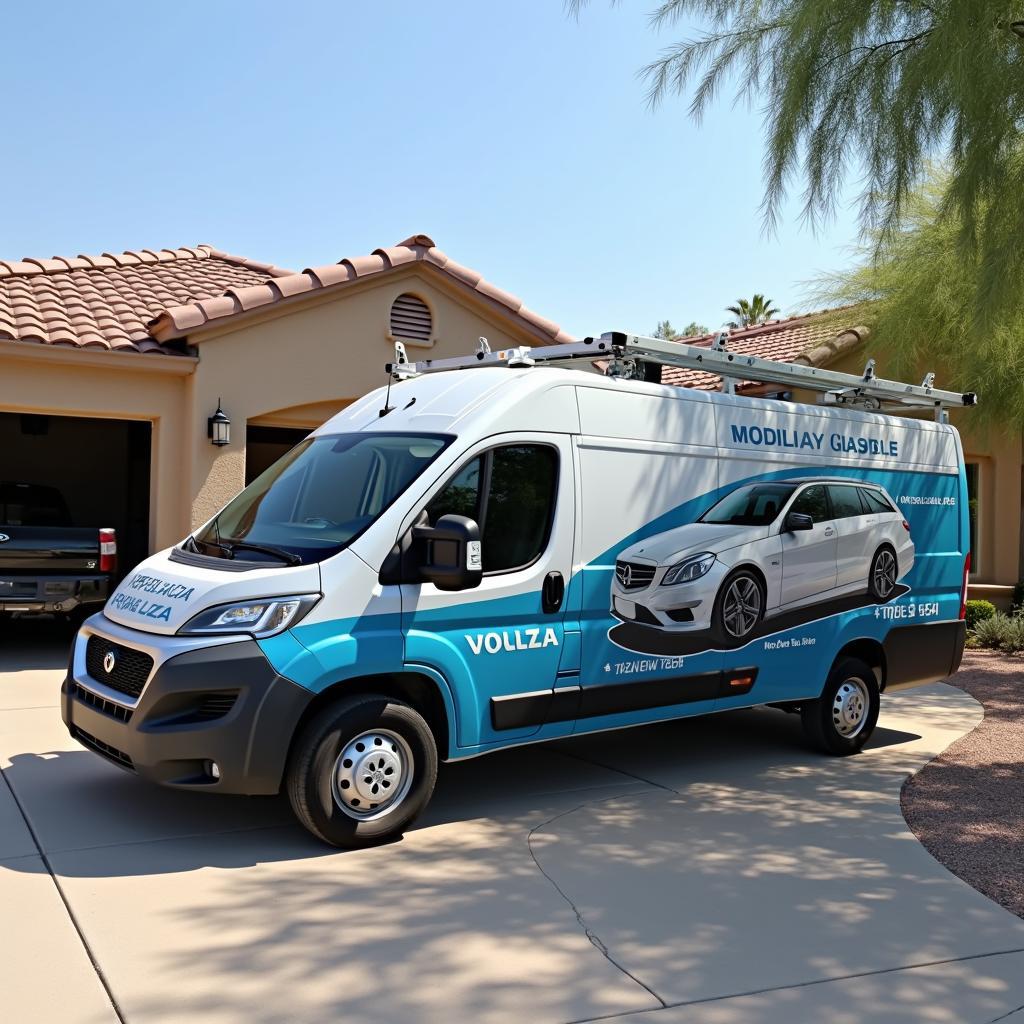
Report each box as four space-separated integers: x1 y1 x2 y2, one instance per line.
386 331 977 421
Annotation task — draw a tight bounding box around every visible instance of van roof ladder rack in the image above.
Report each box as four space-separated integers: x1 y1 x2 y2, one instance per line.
386 331 977 422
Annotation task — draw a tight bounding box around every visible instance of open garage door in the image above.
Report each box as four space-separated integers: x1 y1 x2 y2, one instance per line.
0 413 151 578
245 424 309 485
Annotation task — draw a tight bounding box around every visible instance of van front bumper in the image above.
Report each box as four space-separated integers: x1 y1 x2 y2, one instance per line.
61 618 313 795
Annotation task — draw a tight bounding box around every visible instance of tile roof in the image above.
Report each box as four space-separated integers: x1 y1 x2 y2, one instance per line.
149 234 576 347
659 312 866 391
0 245 292 355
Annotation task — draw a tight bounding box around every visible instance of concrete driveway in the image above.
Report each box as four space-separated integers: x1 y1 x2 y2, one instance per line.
3 620 1024 1024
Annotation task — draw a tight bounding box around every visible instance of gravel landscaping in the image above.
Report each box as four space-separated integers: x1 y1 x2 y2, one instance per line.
901 650 1024 918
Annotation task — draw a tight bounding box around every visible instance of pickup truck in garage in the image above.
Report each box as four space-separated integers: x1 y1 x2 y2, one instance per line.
0 482 116 623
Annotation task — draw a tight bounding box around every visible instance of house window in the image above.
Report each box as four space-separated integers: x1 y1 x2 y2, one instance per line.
389 293 433 344
966 462 979 574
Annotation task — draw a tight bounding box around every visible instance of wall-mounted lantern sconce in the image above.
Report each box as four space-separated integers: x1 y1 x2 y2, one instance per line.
208 400 231 447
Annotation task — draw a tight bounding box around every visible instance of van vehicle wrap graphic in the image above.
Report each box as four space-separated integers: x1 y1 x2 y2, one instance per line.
247 457 962 755
68 365 970 827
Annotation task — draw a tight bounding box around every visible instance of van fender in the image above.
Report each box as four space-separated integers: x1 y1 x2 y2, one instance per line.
401 661 462 756
403 629 486 749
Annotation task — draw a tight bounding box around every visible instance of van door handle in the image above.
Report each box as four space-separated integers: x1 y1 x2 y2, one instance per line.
824 527 835 537
542 571 564 614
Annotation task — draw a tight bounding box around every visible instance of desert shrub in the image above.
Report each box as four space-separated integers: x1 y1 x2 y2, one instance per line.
972 612 1024 653
965 599 997 631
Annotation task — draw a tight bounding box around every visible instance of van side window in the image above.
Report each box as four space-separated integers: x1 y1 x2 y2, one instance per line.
426 457 481 524
425 445 558 573
860 488 894 514
790 484 829 523
827 484 863 519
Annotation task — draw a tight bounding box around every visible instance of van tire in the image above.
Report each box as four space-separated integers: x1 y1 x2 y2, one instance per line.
711 568 765 645
801 657 879 755
286 694 438 848
868 546 898 601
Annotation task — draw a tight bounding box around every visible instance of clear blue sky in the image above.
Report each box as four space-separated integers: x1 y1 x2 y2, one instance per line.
0 1 860 338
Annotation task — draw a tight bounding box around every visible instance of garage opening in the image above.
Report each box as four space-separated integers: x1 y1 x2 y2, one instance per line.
245 425 309 485
0 413 151 577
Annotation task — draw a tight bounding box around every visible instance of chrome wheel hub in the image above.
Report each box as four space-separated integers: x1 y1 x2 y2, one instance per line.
332 729 414 821
873 550 896 599
723 576 762 638
833 678 870 737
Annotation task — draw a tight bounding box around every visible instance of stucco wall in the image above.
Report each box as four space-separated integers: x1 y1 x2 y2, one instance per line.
185 266 551 529
0 344 192 552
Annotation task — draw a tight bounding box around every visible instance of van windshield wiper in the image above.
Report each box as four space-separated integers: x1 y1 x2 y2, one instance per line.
220 538 302 566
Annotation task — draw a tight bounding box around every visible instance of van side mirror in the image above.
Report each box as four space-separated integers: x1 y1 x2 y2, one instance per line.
785 511 814 532
413 514 483 591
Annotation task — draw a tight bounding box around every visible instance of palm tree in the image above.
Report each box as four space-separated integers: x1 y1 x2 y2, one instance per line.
726 295 780 329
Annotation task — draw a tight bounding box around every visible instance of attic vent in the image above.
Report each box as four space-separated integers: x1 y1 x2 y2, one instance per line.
390 293 433 344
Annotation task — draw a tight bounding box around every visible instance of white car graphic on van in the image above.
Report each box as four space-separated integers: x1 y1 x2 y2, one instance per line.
611 479 914 643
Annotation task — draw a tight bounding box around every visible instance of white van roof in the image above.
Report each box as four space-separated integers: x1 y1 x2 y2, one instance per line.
313 365 960 475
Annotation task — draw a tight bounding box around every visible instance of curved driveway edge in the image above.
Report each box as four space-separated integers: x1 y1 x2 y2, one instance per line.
902 651 1024 920
538 683 1024 1021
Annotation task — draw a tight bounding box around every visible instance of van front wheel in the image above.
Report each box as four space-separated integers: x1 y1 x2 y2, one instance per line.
286 694 438 848
801 658 879 755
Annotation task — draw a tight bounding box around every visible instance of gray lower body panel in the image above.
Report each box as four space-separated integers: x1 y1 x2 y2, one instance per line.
62 638 312 795
882 620 966 691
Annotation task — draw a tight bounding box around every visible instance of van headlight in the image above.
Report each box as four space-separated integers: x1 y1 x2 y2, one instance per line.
178 594 321 638
661 553 715 586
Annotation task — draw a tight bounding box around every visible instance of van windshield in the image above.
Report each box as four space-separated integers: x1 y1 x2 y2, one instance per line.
191 432 451 566
699 483 797 527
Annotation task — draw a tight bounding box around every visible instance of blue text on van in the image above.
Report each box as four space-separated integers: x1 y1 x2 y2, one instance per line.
730 424 899 458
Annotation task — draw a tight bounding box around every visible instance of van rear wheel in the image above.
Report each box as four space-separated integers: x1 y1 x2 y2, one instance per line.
286 694 438 848
801 657 879 755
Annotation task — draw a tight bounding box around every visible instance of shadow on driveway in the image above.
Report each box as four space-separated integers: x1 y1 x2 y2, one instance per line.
2 703 920 880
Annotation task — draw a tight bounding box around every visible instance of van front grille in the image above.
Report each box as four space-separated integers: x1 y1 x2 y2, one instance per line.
72 683 133 723
85 636 153 700
615 560 657 590
72 726 135 771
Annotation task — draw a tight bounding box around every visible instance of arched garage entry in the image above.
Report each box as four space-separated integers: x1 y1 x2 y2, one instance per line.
244 399 353 485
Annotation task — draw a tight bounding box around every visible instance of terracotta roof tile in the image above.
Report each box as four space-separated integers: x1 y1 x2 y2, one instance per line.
307 264 353 289
0 243 292 354
3 232 575 356
659 312 864 391
150 234 573 349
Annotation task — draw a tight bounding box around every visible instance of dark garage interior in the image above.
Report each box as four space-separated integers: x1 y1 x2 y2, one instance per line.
245 424 309 485
0 412 151 579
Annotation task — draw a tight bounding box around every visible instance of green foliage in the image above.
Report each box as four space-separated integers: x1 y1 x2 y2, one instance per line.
654 319 710 339
972 611 1024 653
814 163 1024 427
1013 580 1024 612
965 599 997 630
726 294 779 328
570 0 1024 327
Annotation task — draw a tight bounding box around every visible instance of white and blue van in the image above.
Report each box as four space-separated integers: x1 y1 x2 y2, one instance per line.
63 338 971 847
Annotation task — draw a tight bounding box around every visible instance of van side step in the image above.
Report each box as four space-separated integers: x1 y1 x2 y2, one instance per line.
490 668 758 731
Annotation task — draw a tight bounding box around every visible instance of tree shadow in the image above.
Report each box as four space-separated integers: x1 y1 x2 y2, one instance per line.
0 700 929 880
2 688 1007 1024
